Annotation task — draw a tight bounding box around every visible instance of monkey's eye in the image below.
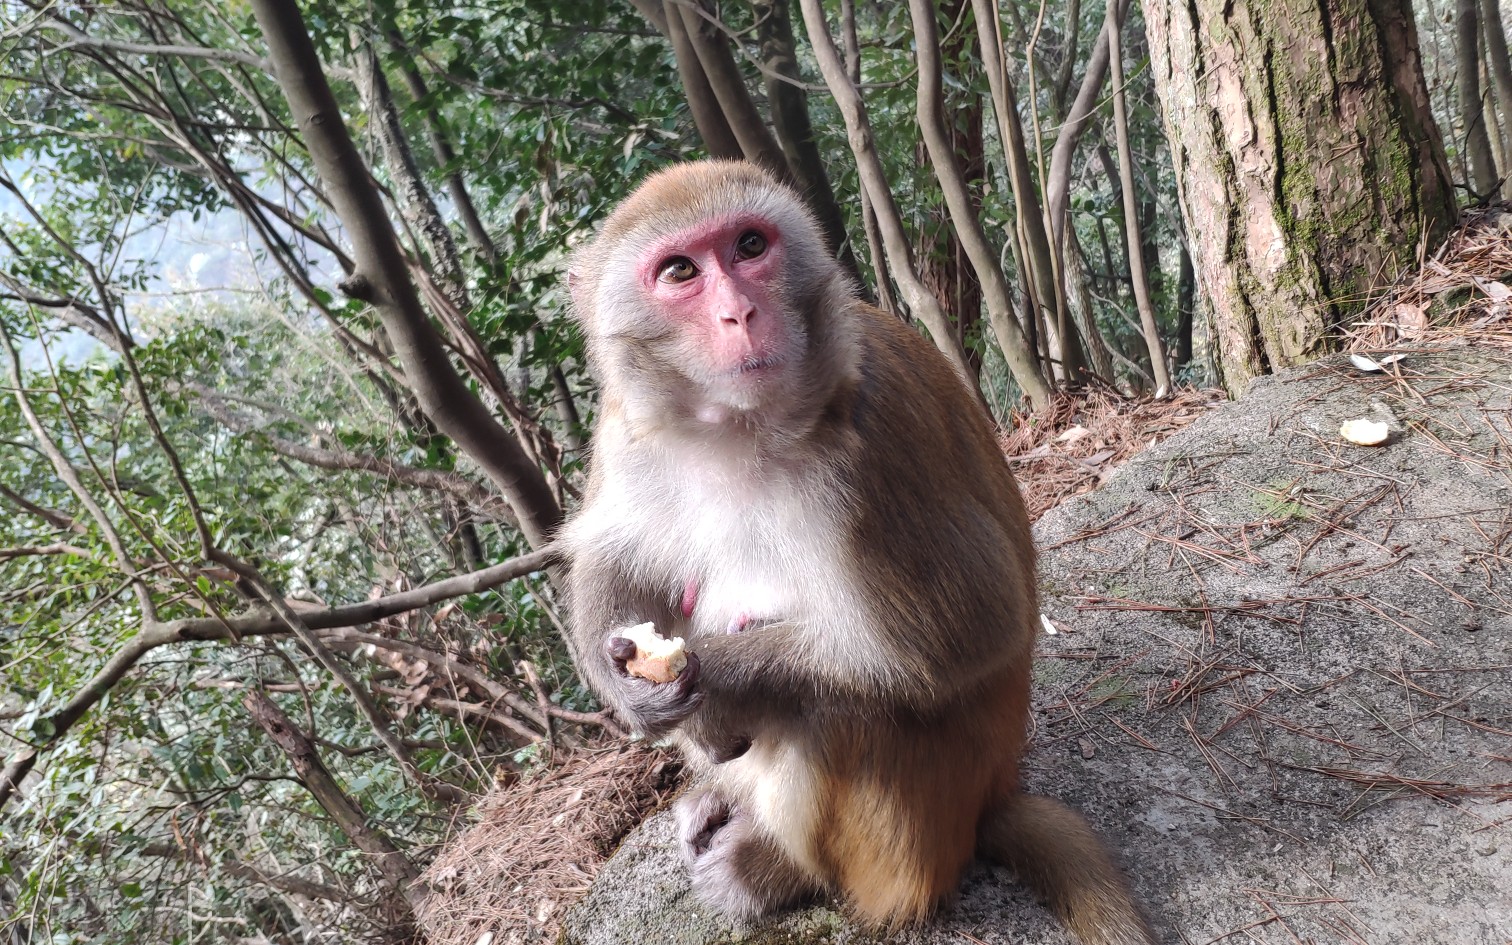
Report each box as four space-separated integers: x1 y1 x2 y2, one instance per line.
657 257 699 284
735 231 767 260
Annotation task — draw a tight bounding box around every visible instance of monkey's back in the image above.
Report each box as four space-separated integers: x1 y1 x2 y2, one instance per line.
805 303 1040 924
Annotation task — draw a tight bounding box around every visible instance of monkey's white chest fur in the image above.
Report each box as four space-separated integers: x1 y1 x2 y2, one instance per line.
568 436 879 875
575 436 870 642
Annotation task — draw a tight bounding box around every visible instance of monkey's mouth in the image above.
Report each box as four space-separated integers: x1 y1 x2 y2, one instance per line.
731 355 784 377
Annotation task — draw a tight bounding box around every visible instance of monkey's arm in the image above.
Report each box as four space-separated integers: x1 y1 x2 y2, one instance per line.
679 497 1033 751
673 616 938 760
564 555 702 738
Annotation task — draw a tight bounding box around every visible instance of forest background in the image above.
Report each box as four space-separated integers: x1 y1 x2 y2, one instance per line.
0 0 1507 941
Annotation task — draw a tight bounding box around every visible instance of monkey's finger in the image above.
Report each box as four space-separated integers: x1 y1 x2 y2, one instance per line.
673 650 701 696
606 636 637 668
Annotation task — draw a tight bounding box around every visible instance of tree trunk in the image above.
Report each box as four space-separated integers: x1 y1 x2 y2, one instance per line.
752 0 857 271
244 691 427 915
661 0 743 159
971 0 1087 386
1481 0 1512 196
798 0 1010 403
1144 0 1456 394
917 0 985 380
1062 232 1118 383
1105 0 1172 396
1458 0 1500 197
912 0 1052 405
840 0 898 314
673 1 789 176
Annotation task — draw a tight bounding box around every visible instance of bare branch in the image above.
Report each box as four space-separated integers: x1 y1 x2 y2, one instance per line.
0 482 86 534
243 690 428 912
0 316 154 616
142 843 363 905
189 384 515 521
36 14 272 69
0 543 96 561
248 0 562 547
319 628 549 732
0 546 555 811
795 0 983 396
213 551 470 807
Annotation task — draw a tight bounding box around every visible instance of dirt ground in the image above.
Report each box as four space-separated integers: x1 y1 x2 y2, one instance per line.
559 346 1511 945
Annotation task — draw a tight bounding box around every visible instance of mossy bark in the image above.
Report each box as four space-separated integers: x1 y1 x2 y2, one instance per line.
1143 0 1456 394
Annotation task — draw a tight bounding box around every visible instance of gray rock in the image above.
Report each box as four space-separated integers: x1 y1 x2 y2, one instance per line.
562 351 1512 945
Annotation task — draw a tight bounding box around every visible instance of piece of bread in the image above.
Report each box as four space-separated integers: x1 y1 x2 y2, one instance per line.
1339 418 1390 446
619 622 688 684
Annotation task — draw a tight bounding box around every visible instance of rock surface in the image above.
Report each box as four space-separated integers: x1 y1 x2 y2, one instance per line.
561 351 1512 945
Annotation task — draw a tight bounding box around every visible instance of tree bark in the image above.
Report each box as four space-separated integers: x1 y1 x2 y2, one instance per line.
913 0 984 372
1176 236 1196 367
1062 231 1118 383
248 0 562 546
1144 0 1456 394
388 40 499 261
356 40 467 305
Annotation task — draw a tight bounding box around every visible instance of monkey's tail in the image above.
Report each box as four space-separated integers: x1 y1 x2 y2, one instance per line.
978 793 1157 945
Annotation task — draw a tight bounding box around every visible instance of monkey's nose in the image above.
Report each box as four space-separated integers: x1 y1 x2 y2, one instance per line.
719 305 755 328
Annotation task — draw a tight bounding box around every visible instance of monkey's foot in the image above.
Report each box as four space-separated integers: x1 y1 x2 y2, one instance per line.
675 788 819 920
676 786 734 860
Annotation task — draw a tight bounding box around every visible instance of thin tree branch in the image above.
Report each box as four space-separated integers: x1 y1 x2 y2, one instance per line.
189 384 515 522
911 0 1052 407
0 546 554 811
39 14 274 71
795 0 984 396
0 317 153 616
243 690 427 913
248 0 562 547
0 482 86 534
213 552 470 807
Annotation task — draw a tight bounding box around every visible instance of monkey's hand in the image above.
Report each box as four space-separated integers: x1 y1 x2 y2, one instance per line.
605 636 704 738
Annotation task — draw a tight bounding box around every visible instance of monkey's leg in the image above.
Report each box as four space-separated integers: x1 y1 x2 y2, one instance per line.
978 793 1156 945
675 786 822 920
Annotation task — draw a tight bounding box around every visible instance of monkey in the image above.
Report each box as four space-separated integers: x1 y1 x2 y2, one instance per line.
559 160 1156 945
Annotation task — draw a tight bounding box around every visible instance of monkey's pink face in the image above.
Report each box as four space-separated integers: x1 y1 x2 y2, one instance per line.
639 214 794 392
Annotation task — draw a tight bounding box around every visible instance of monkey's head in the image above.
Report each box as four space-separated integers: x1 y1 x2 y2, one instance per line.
570 160 857 435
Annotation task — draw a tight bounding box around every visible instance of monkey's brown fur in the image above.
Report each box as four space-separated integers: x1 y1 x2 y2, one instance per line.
561 160 1155 945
